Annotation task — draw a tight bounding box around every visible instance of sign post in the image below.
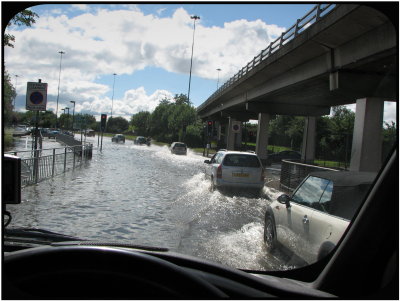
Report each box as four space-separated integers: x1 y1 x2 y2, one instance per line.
26 80 48 183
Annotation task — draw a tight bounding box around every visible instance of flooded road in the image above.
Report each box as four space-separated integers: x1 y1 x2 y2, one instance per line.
7 136 294 271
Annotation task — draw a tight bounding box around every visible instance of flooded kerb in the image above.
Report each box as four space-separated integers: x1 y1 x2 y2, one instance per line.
7 136 296 271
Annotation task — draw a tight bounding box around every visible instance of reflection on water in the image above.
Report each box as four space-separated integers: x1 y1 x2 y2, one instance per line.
7 137 296 271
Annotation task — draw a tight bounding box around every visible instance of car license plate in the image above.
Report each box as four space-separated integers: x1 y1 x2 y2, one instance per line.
232 173 249 177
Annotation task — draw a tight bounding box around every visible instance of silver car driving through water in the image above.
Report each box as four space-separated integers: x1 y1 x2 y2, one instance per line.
204 150 265 194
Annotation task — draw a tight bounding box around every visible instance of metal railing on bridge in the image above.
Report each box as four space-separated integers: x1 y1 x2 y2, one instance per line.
5 143 93 187
203 3 336 105
280 159 339 193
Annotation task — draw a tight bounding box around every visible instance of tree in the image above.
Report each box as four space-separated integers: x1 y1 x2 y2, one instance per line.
4 9 39 126
148 100 172 141
107 116 129 133
167 103 197 141
173 93 191 105
3 71 16 125
285 116 305 150
130 111 151 136
382 121 396 160
4 9 39 48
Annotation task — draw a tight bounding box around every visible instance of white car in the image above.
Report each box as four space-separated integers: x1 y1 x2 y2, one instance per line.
204 150 265 194
264 171 376 265
170 142 187 155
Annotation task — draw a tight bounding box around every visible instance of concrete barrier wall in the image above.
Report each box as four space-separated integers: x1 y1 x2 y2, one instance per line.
56 134 82 146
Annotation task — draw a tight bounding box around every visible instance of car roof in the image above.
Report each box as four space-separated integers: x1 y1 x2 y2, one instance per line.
308 171 377 187
218 150 257 156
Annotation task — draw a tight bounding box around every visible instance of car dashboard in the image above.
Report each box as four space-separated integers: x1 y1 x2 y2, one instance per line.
3 243 334 299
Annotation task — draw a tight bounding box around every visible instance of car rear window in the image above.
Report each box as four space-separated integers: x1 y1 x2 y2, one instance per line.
223 154 261 168
174 143 186 148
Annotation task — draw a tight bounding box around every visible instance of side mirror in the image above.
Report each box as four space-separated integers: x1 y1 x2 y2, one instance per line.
278 194 291 208
204 160 210 164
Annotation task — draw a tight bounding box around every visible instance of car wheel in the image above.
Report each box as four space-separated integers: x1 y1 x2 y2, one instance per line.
264 216 276 252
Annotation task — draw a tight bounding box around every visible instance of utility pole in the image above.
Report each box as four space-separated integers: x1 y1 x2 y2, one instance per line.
187 15 200 103
70 100 75 133
111 73 117 118
55 50 65 127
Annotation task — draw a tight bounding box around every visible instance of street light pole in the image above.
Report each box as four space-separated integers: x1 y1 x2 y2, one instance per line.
187 15 200 103
65 107 70 131
70 100 75 132
216 68 221 89
111 73 117 118
61 108 65 129
56 50 65 127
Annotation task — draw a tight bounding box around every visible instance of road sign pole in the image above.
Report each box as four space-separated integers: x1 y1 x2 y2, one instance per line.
33 110 39 183
100 130 104 151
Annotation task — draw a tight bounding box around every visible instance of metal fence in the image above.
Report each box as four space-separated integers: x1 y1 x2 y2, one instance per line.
199 3 336 109
280 160 339 193
5 144 93 187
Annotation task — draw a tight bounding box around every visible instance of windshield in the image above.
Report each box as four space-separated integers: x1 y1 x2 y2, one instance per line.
3 3 397 273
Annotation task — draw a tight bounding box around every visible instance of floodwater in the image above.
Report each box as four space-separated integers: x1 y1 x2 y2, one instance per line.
7 136 297 271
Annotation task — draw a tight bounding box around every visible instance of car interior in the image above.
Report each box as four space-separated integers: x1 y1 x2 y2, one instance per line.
3 148 397 299
2 2 398 299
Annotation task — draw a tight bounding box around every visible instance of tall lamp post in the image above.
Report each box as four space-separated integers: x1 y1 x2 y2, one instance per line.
13 75 19 111
61 108 65 129
56 50 65 127
187 15 200 103
65 107 70 131
216 68 221 89
70 100 75 132
111 73 117 118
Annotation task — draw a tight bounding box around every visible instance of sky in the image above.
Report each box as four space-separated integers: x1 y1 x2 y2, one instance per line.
3 2 397 123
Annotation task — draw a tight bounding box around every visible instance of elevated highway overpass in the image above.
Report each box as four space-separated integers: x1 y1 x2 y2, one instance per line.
197 4 397 172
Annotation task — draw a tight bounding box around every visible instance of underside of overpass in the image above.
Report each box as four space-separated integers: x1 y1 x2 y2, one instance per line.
197 4 397 172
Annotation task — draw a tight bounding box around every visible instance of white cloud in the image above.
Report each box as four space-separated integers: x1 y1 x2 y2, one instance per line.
70 4 90 12
5 4 286 117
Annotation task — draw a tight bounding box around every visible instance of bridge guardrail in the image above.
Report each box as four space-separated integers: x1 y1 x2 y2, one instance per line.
201 3 336 109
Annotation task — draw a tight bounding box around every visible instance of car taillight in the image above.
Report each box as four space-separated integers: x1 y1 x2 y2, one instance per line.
261 168 265 181
217 164 222 178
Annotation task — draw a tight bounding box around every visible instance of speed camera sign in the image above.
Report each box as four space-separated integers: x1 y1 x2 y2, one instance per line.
26 82 48 111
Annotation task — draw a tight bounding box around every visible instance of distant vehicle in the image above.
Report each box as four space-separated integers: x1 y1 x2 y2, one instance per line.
85 130 95 137
204 150 265 194
63 131 74 137
170 142 187 155
48 129 60 139
263 171 375 265
112 134 125 143
266 150 301 166
12 126 30 137
134 136 150 146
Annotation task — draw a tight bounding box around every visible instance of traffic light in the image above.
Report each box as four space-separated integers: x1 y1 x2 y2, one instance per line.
100 114 107 131
207 121 213 136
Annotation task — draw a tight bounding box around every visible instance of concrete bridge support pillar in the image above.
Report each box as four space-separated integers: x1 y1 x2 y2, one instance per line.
227 118 236 150
350 98 384 172
256 113 270 163
301 116 316 162
235 128 242 150
217 122 222 141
